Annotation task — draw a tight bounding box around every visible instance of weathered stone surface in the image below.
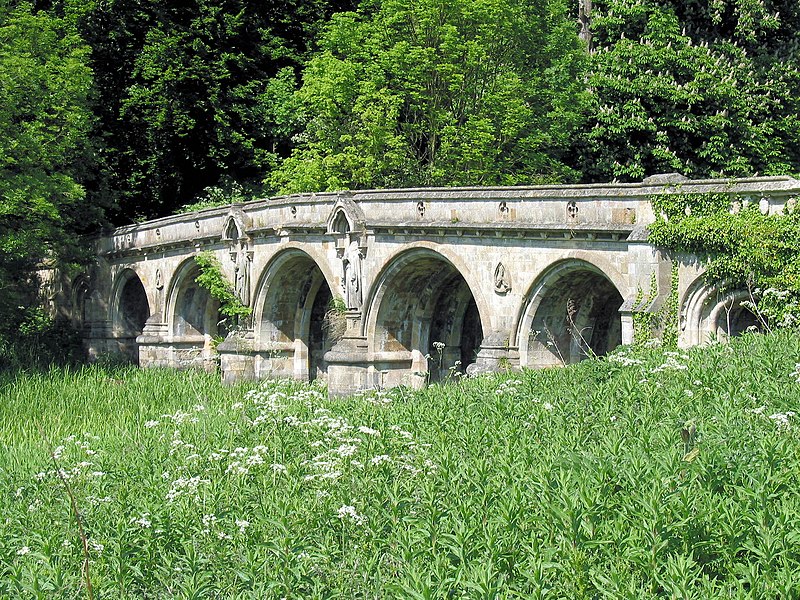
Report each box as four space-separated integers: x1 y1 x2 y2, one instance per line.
59 176 800 395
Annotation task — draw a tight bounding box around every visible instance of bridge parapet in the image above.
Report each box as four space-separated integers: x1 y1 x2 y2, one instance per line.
74 176 799 394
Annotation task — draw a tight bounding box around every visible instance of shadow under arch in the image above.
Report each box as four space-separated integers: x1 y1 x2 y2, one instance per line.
364 246 484 387
111 268 150 363
252 248 339 382
517 259 624 368
680 276 760 346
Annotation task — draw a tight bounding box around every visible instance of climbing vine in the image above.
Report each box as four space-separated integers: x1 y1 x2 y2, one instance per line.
193 252 252 327
648 192 800 329
631 266 680 348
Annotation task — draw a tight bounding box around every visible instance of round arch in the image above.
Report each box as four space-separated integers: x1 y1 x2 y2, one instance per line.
110 268 151 363
363 242 491 337
71 273 91 331
364 246 485 386
517 258 625 368
111 269 150 336
166 257 222 341
252 247 339 382
680 276 760 346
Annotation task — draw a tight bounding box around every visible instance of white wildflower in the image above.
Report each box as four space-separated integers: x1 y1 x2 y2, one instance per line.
132 515 152 528
358 426 381 436
271 463 288 474
144 420 160 428
335 444 358 457
769 411 796 430
336 505 366 525
245 454 265 467
16 546 30 556
235 519 250 534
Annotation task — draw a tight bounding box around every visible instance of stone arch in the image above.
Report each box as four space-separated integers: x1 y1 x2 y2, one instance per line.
326 195 366 236
365 246 485 387
221 207 251 242
680 276 760 346
166 257 223 343
253 247 339 382
111 268 151 363
71 274 91 331
518 259 624 367
330 209 351 236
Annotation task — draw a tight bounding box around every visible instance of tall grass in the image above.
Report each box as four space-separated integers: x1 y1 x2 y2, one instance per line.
1 331 799 598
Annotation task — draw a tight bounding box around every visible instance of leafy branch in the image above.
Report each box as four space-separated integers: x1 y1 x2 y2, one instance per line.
193 252 251 327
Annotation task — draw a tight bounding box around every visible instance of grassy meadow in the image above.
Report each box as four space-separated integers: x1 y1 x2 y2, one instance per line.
2 331 800 598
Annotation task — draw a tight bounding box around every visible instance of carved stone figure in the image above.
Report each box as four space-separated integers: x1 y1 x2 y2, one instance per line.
494 262 511 294
233 242 251 306
342 240 363 309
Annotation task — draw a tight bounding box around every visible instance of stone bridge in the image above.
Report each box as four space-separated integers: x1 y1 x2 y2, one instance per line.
62 175 799 395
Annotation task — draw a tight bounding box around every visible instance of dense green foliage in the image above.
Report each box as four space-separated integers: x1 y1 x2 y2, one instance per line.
193 251 251 325
271 0 588 192
2 331 800 596
79 0 354 220
0 1 103 342
649 193 800 327
579 0 800 181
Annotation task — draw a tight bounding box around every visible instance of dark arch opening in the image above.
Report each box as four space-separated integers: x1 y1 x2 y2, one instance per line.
258 253 336 382
716 302 761 338
116 273 150 364
72 277 90 331
119 276 149 336
224 218 240 241
373 252 483 385
527 266 623 366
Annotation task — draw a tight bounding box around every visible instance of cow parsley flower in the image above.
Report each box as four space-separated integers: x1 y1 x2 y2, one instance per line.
336 505 366 525
235 519 250 534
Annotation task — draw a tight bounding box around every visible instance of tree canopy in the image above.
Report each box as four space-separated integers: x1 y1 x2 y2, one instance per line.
0 1 100 335
271 0 589 193
81 0 355 220
577 0 800 181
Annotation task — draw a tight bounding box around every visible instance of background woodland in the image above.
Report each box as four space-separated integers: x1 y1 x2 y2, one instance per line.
1 0 799 344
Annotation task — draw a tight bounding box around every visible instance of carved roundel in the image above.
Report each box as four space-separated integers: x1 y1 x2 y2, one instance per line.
567 201 578 219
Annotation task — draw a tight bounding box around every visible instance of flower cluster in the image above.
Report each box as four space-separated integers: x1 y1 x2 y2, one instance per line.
336 504 366 526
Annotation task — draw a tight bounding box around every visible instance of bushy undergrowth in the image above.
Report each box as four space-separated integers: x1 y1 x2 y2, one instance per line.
2 331 800 598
